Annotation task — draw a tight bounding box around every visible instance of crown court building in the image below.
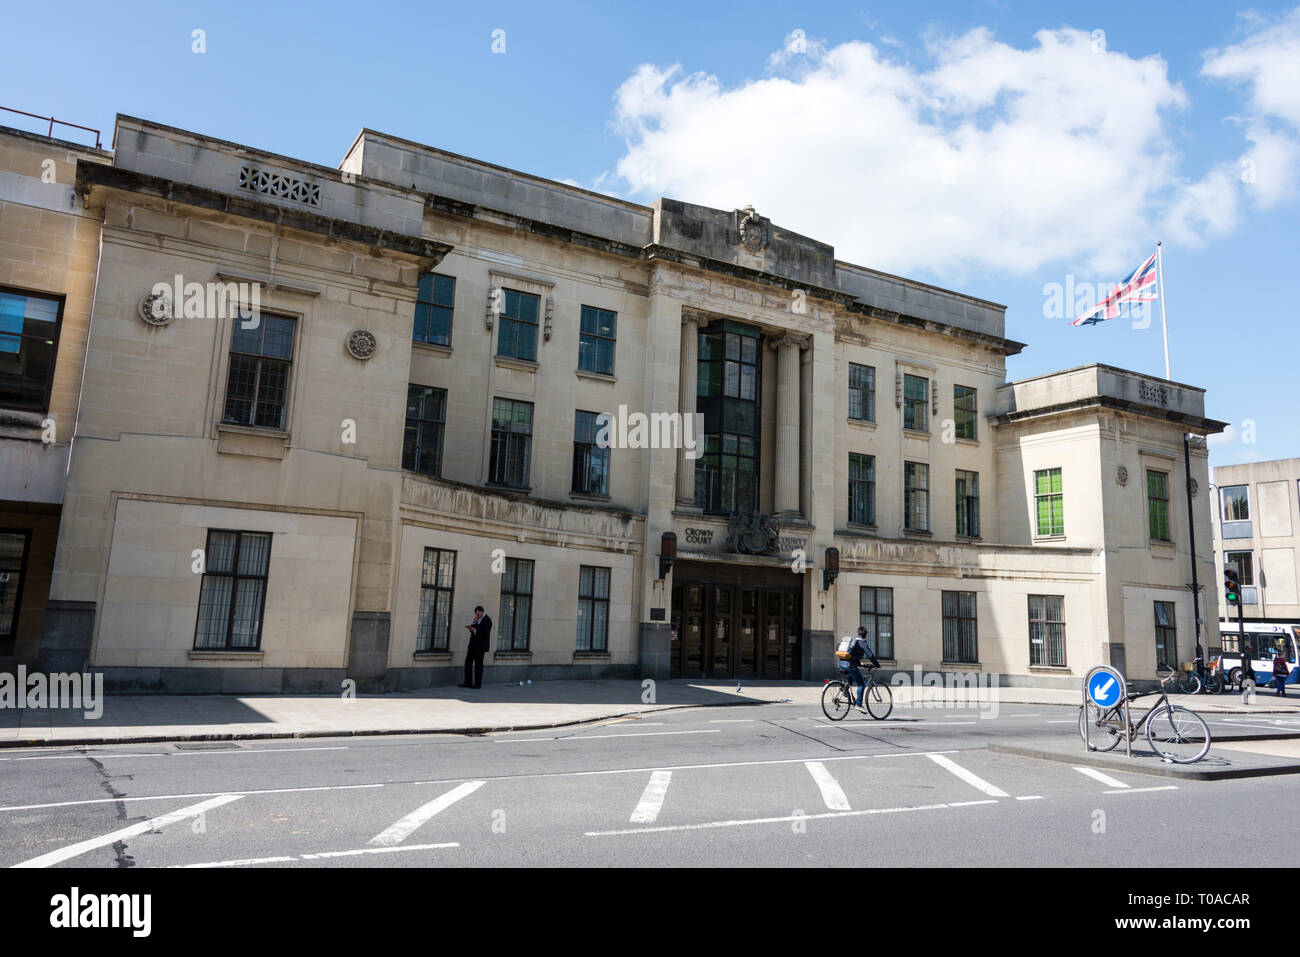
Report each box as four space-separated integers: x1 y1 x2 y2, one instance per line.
0 114 1226 693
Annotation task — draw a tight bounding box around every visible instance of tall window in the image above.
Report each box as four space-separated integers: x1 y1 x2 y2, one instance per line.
848 454 875 525
497 289 540 362
1028 595 1065 667
904 462 929 531
417 548 456 651
413 274 454 346
499 558 534 651
0 289 61 412
1226 550 1254 586
0 530 31 639
955 469 980 538
1154 601 1176 671
194 530 272 650
577 566 610 651
578 306 617 375
402 385 446 478
859 586 894 660
1221 485 1250 521
489 398 533 488
942 591 978 663
903 374 928 432
849 363 875 422
572 410 610 495
695 325 760 515
1034 468 1064 537
222 313 295 429
1147 470 1171 541
953 385 977 440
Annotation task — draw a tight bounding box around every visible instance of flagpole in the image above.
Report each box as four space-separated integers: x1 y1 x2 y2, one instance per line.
1157 240 1170 380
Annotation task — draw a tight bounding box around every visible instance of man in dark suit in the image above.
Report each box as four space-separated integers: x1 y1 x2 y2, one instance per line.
460 606 491 689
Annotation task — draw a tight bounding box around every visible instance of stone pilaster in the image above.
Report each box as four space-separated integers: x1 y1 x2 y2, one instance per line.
675 314 701 506
770 333 807 516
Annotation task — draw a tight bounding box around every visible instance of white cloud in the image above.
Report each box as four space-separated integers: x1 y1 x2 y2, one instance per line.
608 22 1294 278
1203 8 1300 209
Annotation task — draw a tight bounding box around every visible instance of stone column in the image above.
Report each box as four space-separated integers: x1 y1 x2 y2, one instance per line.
675 314 701 506
770 333 806 516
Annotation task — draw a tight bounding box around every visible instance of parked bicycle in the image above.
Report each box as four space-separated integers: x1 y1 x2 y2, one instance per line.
1077 674 1211 763
822 664 893 721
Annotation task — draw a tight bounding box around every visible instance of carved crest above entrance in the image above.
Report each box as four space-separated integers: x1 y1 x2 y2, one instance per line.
724 511 780 555
736 205 770 255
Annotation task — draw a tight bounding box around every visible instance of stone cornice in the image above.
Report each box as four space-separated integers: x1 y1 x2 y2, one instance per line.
989 396 1229 434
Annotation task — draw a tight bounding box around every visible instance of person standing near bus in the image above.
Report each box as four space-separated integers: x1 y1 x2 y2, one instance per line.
1273 648 1290 697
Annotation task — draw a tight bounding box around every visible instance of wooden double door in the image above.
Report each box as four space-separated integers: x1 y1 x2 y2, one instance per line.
670 570 803 679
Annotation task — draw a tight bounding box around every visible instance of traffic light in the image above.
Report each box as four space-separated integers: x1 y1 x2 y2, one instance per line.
1224 566 1241 606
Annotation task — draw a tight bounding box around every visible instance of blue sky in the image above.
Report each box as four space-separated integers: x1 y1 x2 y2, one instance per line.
3 1 1297 468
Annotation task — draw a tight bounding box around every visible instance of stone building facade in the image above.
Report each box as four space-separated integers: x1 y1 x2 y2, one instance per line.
0 115 1225 692
1211 457 1300 623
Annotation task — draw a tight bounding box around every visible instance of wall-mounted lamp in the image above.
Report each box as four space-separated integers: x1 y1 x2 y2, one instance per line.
658 532 678 581
822 546 839 591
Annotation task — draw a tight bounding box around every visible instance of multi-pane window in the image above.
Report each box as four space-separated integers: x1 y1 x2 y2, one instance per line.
578 306 616 375
402 385 446 478
489 398 533 488
0 530 31 639
0 290 61 412
904 461 929 531
953 385 977 441
572 410 610 495
498 558 534 651
848 363 875 422
1221 485 1250 521
848 454 875 525
413 274 455 346
1154 601 1176 671
194 530 272 650
1028 595 1065 667
903 374 928 432
416 548 456 651
497 289 540 362
955 469 980 538
695 326 761 515
577 565 610 651
1034 468 1064 537
1226 550 1254 585
1147 470 1171 541
859 587 894 660
222 313 295 429
942 590 978 663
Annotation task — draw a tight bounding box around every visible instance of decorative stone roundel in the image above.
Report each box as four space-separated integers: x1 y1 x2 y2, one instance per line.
345 328 378 360
1116 465 1129 486
1189 478 1199 496
138 292 174 326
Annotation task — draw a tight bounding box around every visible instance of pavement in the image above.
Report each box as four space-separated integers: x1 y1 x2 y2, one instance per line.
3 677 1300 748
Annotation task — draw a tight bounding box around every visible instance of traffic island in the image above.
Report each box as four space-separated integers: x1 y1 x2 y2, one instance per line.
990 736 1300 781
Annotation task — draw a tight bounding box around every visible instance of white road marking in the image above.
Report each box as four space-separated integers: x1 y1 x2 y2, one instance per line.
1016 795 1045 801
708 719 755 723
804 762 851 810
0 746 349 763
1045 719 1077 724
1103 786 1179 795
587 800 998 836
368 781 485 846
11 795 243 868
0 751 963 814
172 843 459 867
1074 767 1130 789
630 770 673 823
303 842 458 859
925 754 1010 797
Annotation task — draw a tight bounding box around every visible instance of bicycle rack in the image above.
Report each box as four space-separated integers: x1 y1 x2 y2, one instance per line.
1083 664 1132 758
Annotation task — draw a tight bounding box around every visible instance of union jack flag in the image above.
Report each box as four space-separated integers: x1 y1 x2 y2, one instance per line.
1071 251 1158 326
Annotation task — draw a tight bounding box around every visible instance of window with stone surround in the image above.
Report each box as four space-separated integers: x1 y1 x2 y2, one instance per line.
942 590 978 663
903 374 928 432
497 289 540 362
953 385 977 440
578 306 616 375
849 363 875 422
499 558 534 651
1028 595 1065 667
403 385 446 478
194 530 272 650
859 586 894 660
849 453 875 525
577 565 610 652
489 398 533 488
1154 601 1176 671
222 313 295 430
956 469 980 538
904 461 929 531
417 548 456 652
1147 469 1171 542
572 410 609 495
413 274 454 346
1034 468 1064 537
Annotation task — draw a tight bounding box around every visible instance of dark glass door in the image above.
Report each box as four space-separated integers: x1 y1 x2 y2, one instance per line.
737 587 758 677
710 586 733 676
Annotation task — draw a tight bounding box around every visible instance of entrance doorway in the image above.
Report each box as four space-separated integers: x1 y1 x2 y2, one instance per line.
670 561 803 679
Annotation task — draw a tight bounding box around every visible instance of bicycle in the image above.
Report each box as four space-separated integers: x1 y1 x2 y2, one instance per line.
822 663 893 721
1077 675 1211 763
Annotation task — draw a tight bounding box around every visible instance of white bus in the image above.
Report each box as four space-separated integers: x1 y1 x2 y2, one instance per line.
1214 621 1300 690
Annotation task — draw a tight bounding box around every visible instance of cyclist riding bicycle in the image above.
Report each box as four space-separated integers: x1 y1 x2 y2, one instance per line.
846 626 882 711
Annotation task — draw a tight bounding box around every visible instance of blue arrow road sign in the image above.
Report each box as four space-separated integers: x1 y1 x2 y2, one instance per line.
1088 671 1122 708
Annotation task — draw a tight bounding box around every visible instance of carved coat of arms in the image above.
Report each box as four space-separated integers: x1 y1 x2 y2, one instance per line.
737 205 769 254
724 512 780 555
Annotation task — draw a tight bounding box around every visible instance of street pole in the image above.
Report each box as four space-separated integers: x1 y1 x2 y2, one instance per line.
1184 434 1203 679
1157 241 1170 381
